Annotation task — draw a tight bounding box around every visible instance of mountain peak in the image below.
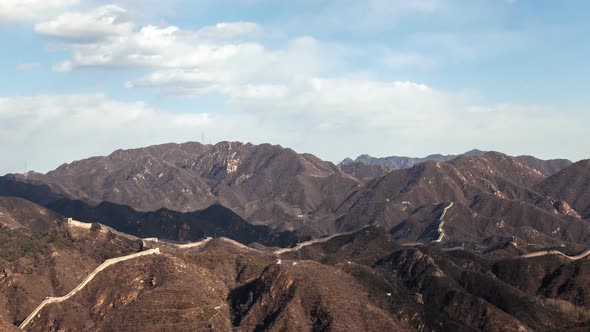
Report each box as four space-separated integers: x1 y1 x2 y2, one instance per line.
339 157 354 165
463 148 487 156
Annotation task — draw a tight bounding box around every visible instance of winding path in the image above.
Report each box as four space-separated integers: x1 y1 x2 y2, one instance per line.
66 218 212 250
274 227 370 255
219 237 264 252
432 202 454 243
20 219 218 330
19 248 160 329
142 237 213 249
399 242 425 247
517 248 590 261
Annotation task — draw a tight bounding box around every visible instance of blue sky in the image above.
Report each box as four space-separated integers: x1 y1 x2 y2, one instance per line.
0 0 589 175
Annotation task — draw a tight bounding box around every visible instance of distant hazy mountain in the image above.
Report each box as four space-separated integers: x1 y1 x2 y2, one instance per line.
338 161 392 180
341 149 571 177
340 149 486 170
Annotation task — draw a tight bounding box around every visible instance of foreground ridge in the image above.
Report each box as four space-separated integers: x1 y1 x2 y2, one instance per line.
19 218 220 330
19 248 161 329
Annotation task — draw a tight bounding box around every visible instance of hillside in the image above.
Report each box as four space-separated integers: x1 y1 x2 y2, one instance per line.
47 199 299 247
535 159 590 218
18 141 360 229
333 152 589 253
0 197 62 230
0 223 141 329
2 146 587 255
0 178 298 247
6 225 588 331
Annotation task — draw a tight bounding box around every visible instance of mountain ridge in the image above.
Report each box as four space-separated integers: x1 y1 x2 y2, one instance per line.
15 141 360 230
341 149 573 177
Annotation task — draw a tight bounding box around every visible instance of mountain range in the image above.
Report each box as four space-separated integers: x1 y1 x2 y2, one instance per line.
341 149 573 176
1 141 589 331
16 142 359 232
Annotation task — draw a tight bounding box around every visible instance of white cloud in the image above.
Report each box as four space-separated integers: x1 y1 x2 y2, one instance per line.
227 84 289 100
6 2 583 171
15 62 40 70
216 76 587 163
0 94 210 174
49 23 267 72
0 0 79 23
34 5 133 42
0 85 586 175
35 3 343 81
225 77 454 131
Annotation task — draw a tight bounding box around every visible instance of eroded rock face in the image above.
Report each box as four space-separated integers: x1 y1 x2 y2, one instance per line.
554 200 582 219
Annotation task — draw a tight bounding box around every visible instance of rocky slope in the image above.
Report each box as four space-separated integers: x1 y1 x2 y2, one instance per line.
0 223 141 329
332 152 590 253
1 141 588 331
535 159 590 219
0 178 299 247
2 215 589 331
6 227 590 331
0 197 62 230
513 155 573 177
47 199 298 247
2 145 587 254
18 141 360 229
278 227 590 331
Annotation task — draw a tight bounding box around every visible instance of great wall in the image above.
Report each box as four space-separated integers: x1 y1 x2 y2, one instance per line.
19 218 215 330
19 218 590 329
273 226 371 255
19 248 161 329
517 247 590 260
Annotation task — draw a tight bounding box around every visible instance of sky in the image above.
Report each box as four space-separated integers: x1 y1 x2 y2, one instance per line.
0 0 589 175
